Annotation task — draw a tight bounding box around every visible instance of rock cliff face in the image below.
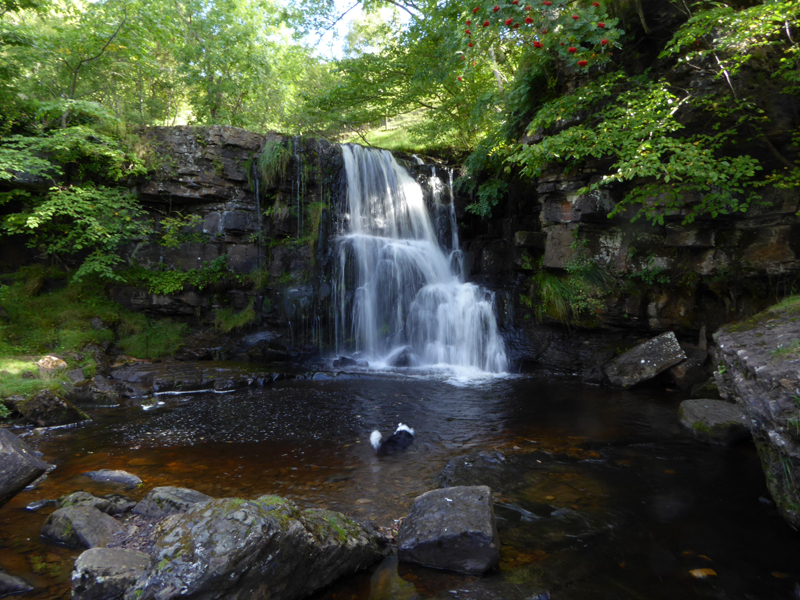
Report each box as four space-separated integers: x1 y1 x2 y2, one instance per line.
715 303 800 527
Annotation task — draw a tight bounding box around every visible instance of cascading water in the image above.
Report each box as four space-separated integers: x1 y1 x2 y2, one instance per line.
333 144 507 374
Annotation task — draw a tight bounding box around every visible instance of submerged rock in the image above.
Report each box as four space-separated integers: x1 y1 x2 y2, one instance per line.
397 485 500 575
124 495 388 600
42 505 124 549
0 569 32 597
0 428 50 508
14 389 89 427
132 486 212 519
603 332 686 388
678 399 750 445
57 491 136 515
82 469 143 488
72 548 150 600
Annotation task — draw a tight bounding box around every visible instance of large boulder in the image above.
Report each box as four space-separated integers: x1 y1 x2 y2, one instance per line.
72 548 150 600
132 486 212 519
0 428 50 508
14 389 89 427
678 399 750 445
397 485 500 575
41 505 124 549
603 332 686 388
123 495 388 600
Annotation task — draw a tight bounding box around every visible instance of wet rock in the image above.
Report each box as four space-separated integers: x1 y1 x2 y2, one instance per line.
0 569 32 597
83 470 143 488
132 487 212 519
678 399 750 445
67 368 86 383
26 498 56 512
603 332 687 388
387 346 417 368
668 344 709 391
397 485 500 575
72 548 150 600
42 505 124 549
58 491 136 515
0 428 50 508
690 376 721 399
14 389 89 427
124 495 389 600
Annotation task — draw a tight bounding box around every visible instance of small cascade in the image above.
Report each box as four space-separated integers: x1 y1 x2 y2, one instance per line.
332 144 507 373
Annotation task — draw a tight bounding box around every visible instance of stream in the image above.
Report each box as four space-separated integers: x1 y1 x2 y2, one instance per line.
1 373 799 599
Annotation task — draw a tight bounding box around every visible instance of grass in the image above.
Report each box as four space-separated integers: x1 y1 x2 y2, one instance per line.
214 299 257 333
116 314 188 359
257 140 291 187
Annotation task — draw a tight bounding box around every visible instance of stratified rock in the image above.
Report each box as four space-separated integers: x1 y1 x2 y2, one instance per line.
669 345 709 391
0 569 33 597
715 306 800 527
124 495 388 600
72 548 150 600
42 505 124 548
603 332 686 388
0 428 50 508
14 389 89 427
82 470 142 488
678 399 750 445
132 487 212 519
397 486 500 575
58 491 136 515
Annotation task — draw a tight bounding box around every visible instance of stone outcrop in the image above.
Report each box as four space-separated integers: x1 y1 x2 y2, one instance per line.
678 399 750 445
57 491 136 515
72 548 151 600
715 303 800 527
397 486 500 575
132 486 212 519
0 428 50 508
123 495 388 600
42 505 124 548
12 389 89 427
603 332 686 388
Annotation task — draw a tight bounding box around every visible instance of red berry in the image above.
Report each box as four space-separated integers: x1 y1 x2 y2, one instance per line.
577 60 588 66
469 41 474 46
524 4 531 9
465 28 471 33
473 5 480 12
473 61 476 65
524 16 533 23
493 5 499 11
513 23 519 28
592 1 600 6
568 46 577 53
541 27 548 33
483 19 490 26
560 41 564 45
512 0 520 4
543 1 551 5
466 19 471 24
461 55 466 59
505 17 513 25
598 22 605 27
600 38 608 45
533 40 543 48
571 14 578 20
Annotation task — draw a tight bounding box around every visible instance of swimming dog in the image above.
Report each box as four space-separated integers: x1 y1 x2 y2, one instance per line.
370 423 415 456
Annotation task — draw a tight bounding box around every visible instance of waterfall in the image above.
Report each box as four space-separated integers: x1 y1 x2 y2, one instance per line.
333 144 507 374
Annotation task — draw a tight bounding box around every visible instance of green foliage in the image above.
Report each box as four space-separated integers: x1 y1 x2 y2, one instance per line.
465 178 508 218
158 213 204 248
125 255 245 296
116 314 187 359
257 140 291 187
214 299 257 333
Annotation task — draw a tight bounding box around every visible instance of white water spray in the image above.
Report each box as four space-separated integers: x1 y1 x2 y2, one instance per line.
333 145 507 373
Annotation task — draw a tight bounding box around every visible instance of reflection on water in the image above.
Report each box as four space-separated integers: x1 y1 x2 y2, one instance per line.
1 375 798 600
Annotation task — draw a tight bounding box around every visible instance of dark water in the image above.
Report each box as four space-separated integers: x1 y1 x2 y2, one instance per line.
1 374 798 600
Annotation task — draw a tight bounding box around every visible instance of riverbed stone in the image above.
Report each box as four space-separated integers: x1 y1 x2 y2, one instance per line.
82 470 143 488
0 428 50 508
132 486 212 519
58 491 136 515
14 389 89 427
123 495 388 600
0 569 33 597
397 485 500 575
603 332 687 388
72 548 150 600
42 505 124 549
678 399 751 445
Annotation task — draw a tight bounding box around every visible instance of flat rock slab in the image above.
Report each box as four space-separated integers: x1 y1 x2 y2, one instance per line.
58 491 136 515
72 548 150 600
0 428 50 508
604 332 687 388
398 485 500 575
124 495 388 600
41 505 124 549
82 470 142 488
0 569 33 597
679 399 751 445
133 486 212 519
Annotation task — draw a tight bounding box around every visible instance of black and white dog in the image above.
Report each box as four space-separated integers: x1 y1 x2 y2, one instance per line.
370 423 415 456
